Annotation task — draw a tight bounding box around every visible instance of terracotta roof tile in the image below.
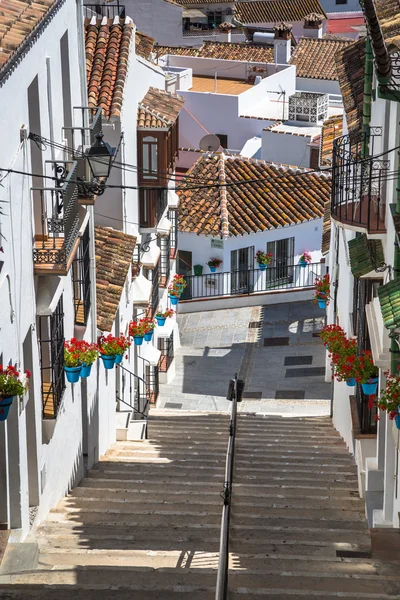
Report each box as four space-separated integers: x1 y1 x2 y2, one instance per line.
0 0 55 76
95 226 136 332
172 0 231 4
135 30 155 61
289 37 351 80
155 45 200 57
137 87 184 128
84 16 134 119
234 0 326 26
335 37 365 135
320 115 343 166
321 200 331 254
178 154 330 237
156 40 274 61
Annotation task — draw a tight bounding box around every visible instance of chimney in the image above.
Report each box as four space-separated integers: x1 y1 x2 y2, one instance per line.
219 21 233 43
273 22 292 64
303 13 324 39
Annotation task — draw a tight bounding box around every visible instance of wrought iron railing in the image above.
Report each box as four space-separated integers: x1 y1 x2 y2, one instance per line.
180 262 325 301
158 234 171 286
138 356 159 405
150 259 160 317
156 189 168 225
158 332 174 372
116 363 150 420
169 209 178 258
72 224 91 325
33 161 80 269
83 2 125 19
331 131 389 233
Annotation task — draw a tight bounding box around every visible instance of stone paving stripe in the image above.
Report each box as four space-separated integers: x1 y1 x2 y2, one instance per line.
263 337 289 347
284 356 313 366
275 390 306 399
285 367 326 378
164 403 183 409
242 391 263 399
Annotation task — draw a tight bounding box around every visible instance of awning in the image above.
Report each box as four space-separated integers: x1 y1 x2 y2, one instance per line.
138 343 161 366
168 189 180 209
183 8 207 19
130 274 152 306
36 276 64 316
157 216 172 237
141 240 161 269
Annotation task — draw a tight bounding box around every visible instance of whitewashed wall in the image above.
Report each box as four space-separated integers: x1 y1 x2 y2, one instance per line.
296 77 342 96
261 129 314 167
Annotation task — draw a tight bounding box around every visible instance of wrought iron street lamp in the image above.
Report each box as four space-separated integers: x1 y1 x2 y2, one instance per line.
86 131 116 180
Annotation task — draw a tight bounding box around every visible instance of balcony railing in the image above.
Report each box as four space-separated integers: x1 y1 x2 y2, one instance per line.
33 161 80 274
180 262 325 301
331 132 389 234
83 2 125 19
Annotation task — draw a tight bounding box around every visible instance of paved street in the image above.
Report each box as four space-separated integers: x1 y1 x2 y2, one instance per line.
158 301 331 416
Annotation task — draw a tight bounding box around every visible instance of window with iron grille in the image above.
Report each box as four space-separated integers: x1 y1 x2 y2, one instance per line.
145 364 159 404
158 235 171 287
72 224 91 325
38 296 65 419
169 210 178 258
149 259 160 317
158 332 174 372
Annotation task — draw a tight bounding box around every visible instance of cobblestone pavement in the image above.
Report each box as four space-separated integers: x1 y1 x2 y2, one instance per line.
157 301 331 416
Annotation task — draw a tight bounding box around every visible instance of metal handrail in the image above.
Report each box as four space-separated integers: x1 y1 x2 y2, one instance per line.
215 375 239 600
115 363 150 419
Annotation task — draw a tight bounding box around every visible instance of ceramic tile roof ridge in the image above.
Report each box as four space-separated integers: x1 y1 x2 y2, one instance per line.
268 127 319 138
234 0 327 26
362 0 392 80
137 87 184 128
218 154 230 239
224 154 331 177
289 36 352 80
135 30 155 61
263 121 283 131
138 104 171 126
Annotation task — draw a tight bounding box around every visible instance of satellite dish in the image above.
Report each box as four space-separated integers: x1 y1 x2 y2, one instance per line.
199 134 221 152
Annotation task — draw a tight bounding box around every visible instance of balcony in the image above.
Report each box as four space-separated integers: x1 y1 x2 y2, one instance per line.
331 132 389 234
139 189 168 229
33 162 81 276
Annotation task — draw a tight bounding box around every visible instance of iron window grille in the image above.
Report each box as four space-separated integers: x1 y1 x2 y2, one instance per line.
158 235 171 287
149 259 160 318
145 364 160 404
72 224 91 325
169 209 178 259
158 331 174 372
38 295 65 419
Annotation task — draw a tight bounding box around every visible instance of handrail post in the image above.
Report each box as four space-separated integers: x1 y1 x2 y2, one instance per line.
215 374 239 600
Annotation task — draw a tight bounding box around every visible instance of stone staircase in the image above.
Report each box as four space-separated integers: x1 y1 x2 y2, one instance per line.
1 411 400 599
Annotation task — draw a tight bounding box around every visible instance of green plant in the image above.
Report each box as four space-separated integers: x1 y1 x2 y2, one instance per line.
64 340 83 367
354 350 379 384
156 308 175 319
255 251 273 265
314 274 330 304
207 258 222 268
0 365 31 398
129 321 146 337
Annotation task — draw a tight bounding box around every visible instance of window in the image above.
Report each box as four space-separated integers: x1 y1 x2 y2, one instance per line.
336 0 347 4
231 247 254 294
38 296 65 419
149 259 160 318
139 189 168 228
169 210 178 258
216 134 228 149
72 224 91 325
267 237 295 280
145 365 159 404
60 31 72 133
309 148 319 170
158 332 174 372
158 235 171 287
142 136 158 179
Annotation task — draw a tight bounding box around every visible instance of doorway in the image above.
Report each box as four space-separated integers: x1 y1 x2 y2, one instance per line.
267 237 295 283
177 250 192 299
231 246 254 294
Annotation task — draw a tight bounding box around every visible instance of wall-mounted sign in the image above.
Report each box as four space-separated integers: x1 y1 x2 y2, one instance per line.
211 238 224 249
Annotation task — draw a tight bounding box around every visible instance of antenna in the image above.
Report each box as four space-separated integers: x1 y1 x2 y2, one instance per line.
199 134 221 152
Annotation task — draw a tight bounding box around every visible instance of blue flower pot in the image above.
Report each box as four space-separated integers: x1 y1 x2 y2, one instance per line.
170 295 179 306
209 266 216 273
80 363 93 378
144 331 154 342
346 378 356 387
156 317 166 327
0 396 13 422
361 378 378 395
395 415 400 430
318 299 327 309
134 336 144 346
65 365 82 383
100 354 116 369
299 260 308 268
259 263 267 271
114 354 123 364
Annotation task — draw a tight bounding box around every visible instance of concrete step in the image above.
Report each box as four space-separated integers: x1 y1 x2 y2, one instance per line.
229 526 371 545
80 478 223 498
229 540 371 559
104 449 226 460
58 496 223 513
232 482 360 496
85 472 225 489
228 554 378 574
93 462 225 474
97 456 226 465
232 475 358 486
0 588 214 600
46 510 222 527
230 515 368 530
91 467 225 482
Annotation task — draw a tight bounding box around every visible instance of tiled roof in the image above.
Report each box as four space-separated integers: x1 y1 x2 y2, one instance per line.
234 0 326 25
0 0 56 74
156 45 200 57
135 30 154 61
348 234 385 278
335 37 365 135
85 16 134 119
376 0 400 48
320 115 343 166
178 154 330 237
198 40 274 62
321 201 331 255
137 87 184 128
289 37 351 80
95 226 136 332
172 0 232 4
378 278 400 330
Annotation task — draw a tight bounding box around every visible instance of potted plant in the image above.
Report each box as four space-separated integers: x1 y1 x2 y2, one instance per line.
77 341 99 379
319 324 347 353
64 339 83 383
355 350 379 395
375 370 400 428
255 251 273 271
129 321 147 346
156 308 175 327
193 265 203 276
141 318 155 342
207 258 222 273
331 339 358 387
173 274 187 296
114 334 131 363
0 365 31 421
98 334 119 369
299 251 312 268
314 274 330 308
168 282 182 305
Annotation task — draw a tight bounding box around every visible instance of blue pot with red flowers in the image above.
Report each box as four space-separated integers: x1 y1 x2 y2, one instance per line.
0 396 13 422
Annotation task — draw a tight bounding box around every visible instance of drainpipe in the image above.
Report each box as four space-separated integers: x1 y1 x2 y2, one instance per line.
362 37 373 157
